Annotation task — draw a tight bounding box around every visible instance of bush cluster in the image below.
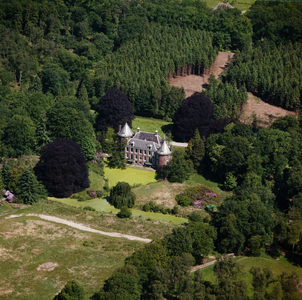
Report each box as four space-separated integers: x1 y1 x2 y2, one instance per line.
142 201 179 215
175 185 219 207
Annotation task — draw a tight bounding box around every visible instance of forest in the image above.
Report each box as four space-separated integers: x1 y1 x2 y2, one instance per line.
0 0 302 299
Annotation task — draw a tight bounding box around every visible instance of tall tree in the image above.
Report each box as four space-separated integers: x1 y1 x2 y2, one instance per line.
96 87 134 133
34 139 90 198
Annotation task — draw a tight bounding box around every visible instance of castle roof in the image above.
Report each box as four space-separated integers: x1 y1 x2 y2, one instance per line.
127 131 162 152
156 136 172 155
117 122 134 138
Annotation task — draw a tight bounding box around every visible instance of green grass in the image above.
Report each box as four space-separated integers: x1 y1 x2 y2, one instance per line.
185 174 222 193
0 214 145 299
199 255 302 299
104 166 157 187
132 116 173 139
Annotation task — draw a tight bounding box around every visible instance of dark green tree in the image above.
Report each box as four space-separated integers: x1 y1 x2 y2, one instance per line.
18 167 43 204
54 280 85 300
117 206 132 218
110 181 136 209
160 148 193 183
2 163 10 189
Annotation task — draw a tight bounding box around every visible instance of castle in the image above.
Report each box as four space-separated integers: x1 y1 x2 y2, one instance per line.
117 123 172 170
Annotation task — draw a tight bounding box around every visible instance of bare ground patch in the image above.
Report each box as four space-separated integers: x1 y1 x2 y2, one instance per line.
239 92 297 127
169 51 234 98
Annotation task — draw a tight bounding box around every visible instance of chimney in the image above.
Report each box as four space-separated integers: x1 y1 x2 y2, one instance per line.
155 130 158 136
137 127 140 133
118 125 121 132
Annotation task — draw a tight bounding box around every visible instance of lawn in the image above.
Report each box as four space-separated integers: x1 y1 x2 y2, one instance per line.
132 115 173 139
104 166 157 187
199 254 302 299
0 214 145 300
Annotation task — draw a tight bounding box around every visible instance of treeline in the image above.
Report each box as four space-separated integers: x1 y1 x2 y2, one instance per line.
223 42 302 111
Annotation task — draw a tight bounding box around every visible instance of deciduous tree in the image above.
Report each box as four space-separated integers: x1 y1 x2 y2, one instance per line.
34 139 90 198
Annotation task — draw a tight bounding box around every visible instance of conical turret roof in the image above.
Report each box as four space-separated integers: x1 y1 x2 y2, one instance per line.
156 136 172 155
117 122 134 138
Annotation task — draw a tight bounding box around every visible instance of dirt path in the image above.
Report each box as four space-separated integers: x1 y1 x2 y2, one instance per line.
169 51 234 98
240 92 297 127
170 141 188 148
4 214 152 243
190 253 235 273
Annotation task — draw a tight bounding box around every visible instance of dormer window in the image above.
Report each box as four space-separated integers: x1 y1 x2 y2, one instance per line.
148 145 152 150
130 142 134 146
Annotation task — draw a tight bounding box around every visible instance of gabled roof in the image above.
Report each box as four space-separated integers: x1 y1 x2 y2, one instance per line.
127 131 162 152
118 122 134 138
156 136 172 155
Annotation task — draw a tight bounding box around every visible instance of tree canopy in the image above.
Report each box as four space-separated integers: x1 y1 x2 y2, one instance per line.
34 139 90 198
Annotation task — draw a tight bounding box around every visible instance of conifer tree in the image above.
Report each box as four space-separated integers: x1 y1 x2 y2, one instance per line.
77 82 89 104
2 163 10 189
191 129 205 170
18 167 42 204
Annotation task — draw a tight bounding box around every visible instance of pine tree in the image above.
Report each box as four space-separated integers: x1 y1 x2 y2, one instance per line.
2 163 10 189
191 129 205 170
18 168 41 204
77 82 89 104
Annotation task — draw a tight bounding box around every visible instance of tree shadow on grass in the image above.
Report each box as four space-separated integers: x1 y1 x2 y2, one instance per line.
161 124 173 135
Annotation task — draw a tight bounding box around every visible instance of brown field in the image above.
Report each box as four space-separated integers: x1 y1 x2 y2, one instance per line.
169 51 297 125
239 92 297 127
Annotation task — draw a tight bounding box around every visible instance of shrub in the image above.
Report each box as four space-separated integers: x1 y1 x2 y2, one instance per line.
175 194 192 206
172 205 179 215
160 207 167 214
83 206 96 211
117 206 132 218
143 203 150 212
77 196 86 202
96 190 103 197
188 212 203 222
87 189 97 198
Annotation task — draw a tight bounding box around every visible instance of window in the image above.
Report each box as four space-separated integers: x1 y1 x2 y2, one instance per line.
131 154 133 159
139 156 142 160
140 149 142 154
126 147 129 152
126 153 128 158
135 149 137 153
144 150 146 155
149 151 152 156
139 162 142 165
135 155 137 159
143 157 146 161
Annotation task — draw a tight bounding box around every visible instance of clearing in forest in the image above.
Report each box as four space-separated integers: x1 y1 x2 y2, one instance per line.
239 93 297 127
169 51 296 125
169 51 234 98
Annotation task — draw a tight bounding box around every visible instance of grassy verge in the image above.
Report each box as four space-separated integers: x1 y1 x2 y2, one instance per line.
50 197 187 225
0 200 178 240
132 116 172 138
0 214 145 300
199 254 302 299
